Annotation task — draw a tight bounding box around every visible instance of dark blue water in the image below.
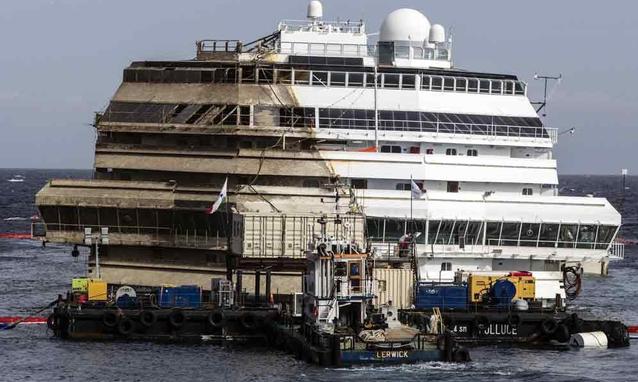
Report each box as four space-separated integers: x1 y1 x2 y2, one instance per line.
0 170 637 381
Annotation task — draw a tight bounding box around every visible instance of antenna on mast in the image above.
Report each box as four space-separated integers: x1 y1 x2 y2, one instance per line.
531 73 562 117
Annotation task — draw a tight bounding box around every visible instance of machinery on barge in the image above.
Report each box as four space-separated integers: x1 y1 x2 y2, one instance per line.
47 214 469 365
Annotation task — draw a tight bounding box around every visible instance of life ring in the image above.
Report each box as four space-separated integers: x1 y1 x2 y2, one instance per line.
117 316 135 336
139 310 157 328
553 323 570 343
207 310 226 328
540 318 558 335
452 348 471 362
47 313 58 331
239 313 258 330
102 311 119 328
168 309 186 329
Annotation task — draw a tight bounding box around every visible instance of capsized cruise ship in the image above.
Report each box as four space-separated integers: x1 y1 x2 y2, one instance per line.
34 1 623 304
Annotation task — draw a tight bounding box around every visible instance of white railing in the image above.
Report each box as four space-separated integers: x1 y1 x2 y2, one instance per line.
322 117 558 143
278 20 365 34
609 241 625 260
279 41 369 57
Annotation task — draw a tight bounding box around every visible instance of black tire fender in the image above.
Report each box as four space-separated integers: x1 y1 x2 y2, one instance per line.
540 318 558 336
553 323 570 343
508 313 523 327
436 335 447 351
102 311 119 328
117 317 135 336
168 309 186 329
47 313 58 331
239 313 258 330
207 310 226 328
452 347 471 363
139 310 157 328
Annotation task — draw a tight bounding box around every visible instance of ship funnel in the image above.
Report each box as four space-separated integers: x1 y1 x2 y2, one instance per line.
307 0 323 20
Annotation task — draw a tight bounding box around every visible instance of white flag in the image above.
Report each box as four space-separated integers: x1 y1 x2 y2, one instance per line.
411 179 423 200
206 178 228 214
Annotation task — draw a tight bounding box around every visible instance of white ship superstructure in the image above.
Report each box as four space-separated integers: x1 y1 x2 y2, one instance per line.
272 4 623 275
34 1 622 298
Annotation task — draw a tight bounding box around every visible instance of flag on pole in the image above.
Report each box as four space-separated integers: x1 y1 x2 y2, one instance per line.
206 177 228 214
411 179 424 200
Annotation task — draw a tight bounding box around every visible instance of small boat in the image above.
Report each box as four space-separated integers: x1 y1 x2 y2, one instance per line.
8 175 25 183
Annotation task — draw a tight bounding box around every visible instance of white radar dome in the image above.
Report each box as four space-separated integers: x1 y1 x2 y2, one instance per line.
429 24 445 44
307 0 323 20
379 8 431 42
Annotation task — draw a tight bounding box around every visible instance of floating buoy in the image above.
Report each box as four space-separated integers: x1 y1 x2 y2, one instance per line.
0 316 47 325
569 331 608 348
0 233 32 240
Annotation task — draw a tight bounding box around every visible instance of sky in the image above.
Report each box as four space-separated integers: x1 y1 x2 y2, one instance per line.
0 0 636 174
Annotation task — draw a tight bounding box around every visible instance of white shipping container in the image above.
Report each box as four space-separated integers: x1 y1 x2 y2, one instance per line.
374 268 413 309
232 213 365 258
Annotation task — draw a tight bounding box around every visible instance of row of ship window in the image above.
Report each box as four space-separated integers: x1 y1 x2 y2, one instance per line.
122 66 527 96
366 218 617 250
380 145 477 157
101 101 547 140
393 181 534 196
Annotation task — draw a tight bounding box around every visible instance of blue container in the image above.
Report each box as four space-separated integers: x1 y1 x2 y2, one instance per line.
415 284 468 310
159 285 202 308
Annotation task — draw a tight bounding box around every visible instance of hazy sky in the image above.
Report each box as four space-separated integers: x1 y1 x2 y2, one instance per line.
0 0 636 174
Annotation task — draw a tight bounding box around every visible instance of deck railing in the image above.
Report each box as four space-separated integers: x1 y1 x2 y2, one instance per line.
35 223 227 250
609 241 625 260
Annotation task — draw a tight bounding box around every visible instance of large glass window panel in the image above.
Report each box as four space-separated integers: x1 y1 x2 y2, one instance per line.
452 221 468 245
312 71 328 86
330 72 346 87
466 222 483 245
384 74 400 88
455 78 467 92
520 223 540 247
402 75 416 89
384 219 405 241
538 224 559 247
558 224 578 248
486 222 502 246
431 77 443 91
421 75 431 90
501 223 521 246
427 220 441 244
479 80 490 94
294 70 310 85
444 77 455 91
577 224 597 249
596 225 617 249
366 218 383 241
468 79 478 92
348 73 364 87
436 220 455 244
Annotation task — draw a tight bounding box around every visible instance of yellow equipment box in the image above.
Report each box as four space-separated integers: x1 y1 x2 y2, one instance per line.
72 278 89 293
468 274 536 302
88 279 108 301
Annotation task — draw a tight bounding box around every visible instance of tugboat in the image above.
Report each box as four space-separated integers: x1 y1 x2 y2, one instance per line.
289 216 470 365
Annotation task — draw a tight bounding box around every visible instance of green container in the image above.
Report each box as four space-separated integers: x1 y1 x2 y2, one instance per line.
72 278 89 293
